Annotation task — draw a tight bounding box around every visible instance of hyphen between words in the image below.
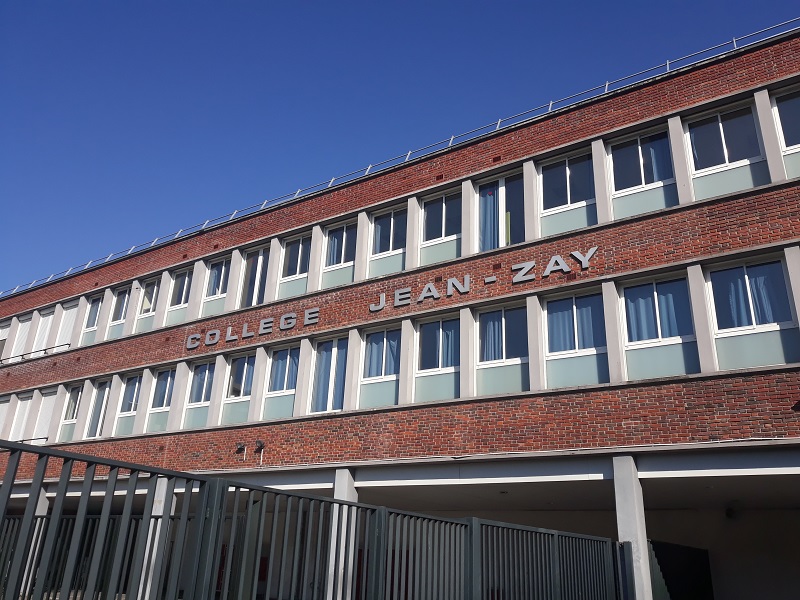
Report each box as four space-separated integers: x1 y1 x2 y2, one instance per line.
185 246 598 350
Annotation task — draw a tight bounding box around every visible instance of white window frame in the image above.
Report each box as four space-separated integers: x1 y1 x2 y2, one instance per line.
621 277 696 351
9 393 33 442
684 103 766 177
85 380 111 439
149 368 176 425
323 222 357 270
415 315 460 378
183 361 215 425
543 292 608 360
361 327 402 383
114 373 143 435
309 336 348 414
0 320 10 358
83 296 103 336
59 385 83 439
204 257 231 301
239 245 270 308
420 191 462 248
370 207 407 258
475 304 529 369
476 170 525 249
138 278 160 317
108 287 131 327
281 234 312 282
169 268 193 309
265 345 301 396
32 388 57 445
222 354 256 420
772 87 800 157
538 153 595 217
608 129 676 199
706 258 797 339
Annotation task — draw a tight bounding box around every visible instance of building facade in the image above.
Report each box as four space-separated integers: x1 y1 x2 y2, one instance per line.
3 30 800 599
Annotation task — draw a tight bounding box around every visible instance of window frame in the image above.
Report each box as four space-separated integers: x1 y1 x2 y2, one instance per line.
538 152 596 216
148 367 176 428
169 268 193 309
281 234 312 281
475 304 529 367
323 222 358 270
225 353 256 403
138 278 160 317
415 315 460 377
109 287 131 326
476 170 525 251
420 191 462 247
309 336 349 414
204 257 231 300
83 295 103 335
85 379 112 439
706 257 797 338
543 291 608 359
362 327 402 383
685 103 766 176
608 129 676 198
265 345 301 396
59 385 83 437
114 373 143 435
239 245 270 308
772 87 800 155
621 276 696 350
182 360 216 427
370 207 407 258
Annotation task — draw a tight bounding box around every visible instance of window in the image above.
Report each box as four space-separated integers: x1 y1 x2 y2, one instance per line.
611 132 674 192
363 329 401 378
479 174 524 252
206 258 231 298
326 224 357 267
58 385 82 442
423 193 461 242
775 91 800 149
478 306 528 362
624 279 694 343
110 288 130 324
418 318 460 371
688 107 761 171
311 337 348 413
54 301 78 352
86 380 111 439
139 279 159 315
29 309 54 358
7 314 31 362
9 394 33 442
84 296 102 331
541 155 594 212
710 261 793 331
282 236 312 278
372 209 407 255
0 321 9 357
546 294 606 354
115 374 142 435
188 362 215 405
227 355 255 399
152 369 176 409
170 270 193 307
240 247 270 307
268 347 300 393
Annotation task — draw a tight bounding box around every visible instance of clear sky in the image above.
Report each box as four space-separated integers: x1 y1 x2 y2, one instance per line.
1 1 797 293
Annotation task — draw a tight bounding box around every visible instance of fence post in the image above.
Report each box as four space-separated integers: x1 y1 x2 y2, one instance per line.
366 507 388 600
192 478 229 600
465 517 482 600
552 532 562 600
617 542 637 600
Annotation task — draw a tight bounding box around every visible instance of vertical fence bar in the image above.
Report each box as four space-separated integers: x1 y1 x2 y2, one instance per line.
194 478 229 600
164 478 195 600
366 507 388 600
82 466 119 598
56 462 95 598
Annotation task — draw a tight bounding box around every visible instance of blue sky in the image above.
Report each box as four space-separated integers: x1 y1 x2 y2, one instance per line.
1 1 797 293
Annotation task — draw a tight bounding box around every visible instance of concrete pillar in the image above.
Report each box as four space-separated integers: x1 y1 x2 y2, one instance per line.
343 328 363 411
264 238 283 303
166 362 191 431
123 280 143 336
754 89 788 183
783 247 800 327
247 346 269 422
354 211 371 282
206 354 229 426
153 271 172 330
100 374 124 438
461 180 478 257
293 338 315 417
131 369 156 435
1 316 20 361
45 303 64 351
46 385 68 444
185 261 206 322
70 297 89 350
329 468 359 600
405 197 421 270
522 160 540 240
224 249 246 312
526 295 546 391
73 379 97 441
667 116 695 205
686 265 718 373
459 307 476 398
307 225 325 292
592 139 613 223
602 281 626 383
398 319 415 404
93 288 115 342
613 455 654 600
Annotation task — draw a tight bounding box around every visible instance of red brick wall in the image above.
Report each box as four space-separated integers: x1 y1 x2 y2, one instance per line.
2 181 799 394
43 369 800 473
2 34 799 320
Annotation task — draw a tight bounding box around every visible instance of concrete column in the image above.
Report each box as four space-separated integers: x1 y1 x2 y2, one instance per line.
329 468 359 599
343 328 363 411
459 307 476 398
398 319 415 404
264 238 283 303
602 281 626 383
461 180 477 257
123 280 143 336
46 385 68 444
754 89 788 183
405 197 421 270
522 160 540 240
20 390 42 442
613 455 654 600
1 316 20 361
783 247 800 325
132 369 156 435
686 265 718 373
186 261 207 322
592 139 613 223
294 338 315 417
167 362 191 430
247 346 269 422
70 296 89 350
667 116 695 205
94 288 115 342
206 354 229 426
73 379 97 441
224 249 246 312
100 374 124 438
354 211 371 282
45 303 64 350
153 271 172 330
526 295 546 391
333 468 358 502
21 310 42 357
307 225 325 292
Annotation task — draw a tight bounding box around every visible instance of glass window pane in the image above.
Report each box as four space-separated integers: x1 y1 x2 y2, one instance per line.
299 237 311 274
656 279 693 337
441 318 460 368
189 364 208 404
444 194 461 238
343 225 357 263
624 284 658 342
505 174 525 245
241 251 259 307
569 154 594 203
373 213 392 254
311 341 333 412
721 108 760 162
479 182 500 251
777 92 800 147
283 240 300 277
479 311 503 362
747 262 792 325
364 332 384 377
392 210 407 250
207 262 225 296
547 298 575 353
504 307 528 359
256 252 269 305
228 357 245 397
327 227 344 266
385 329 401 376
286 347 300 390
141 281 158 314
243 355 255 396
612 139 642 191
689 116 725 170
86 298 101 328
121 376 140 413
65 387 81 420
111 290 129 322
641 132 674 184
87 382 109 437
332 338 348 410
542 162 568 210
419 321 440 370
423 198 444 242
269 349 289 392
153 371 174 408
711 267 752 329
576 294 606 349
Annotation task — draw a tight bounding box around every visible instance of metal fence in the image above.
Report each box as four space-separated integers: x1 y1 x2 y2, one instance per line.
0 439 634 599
